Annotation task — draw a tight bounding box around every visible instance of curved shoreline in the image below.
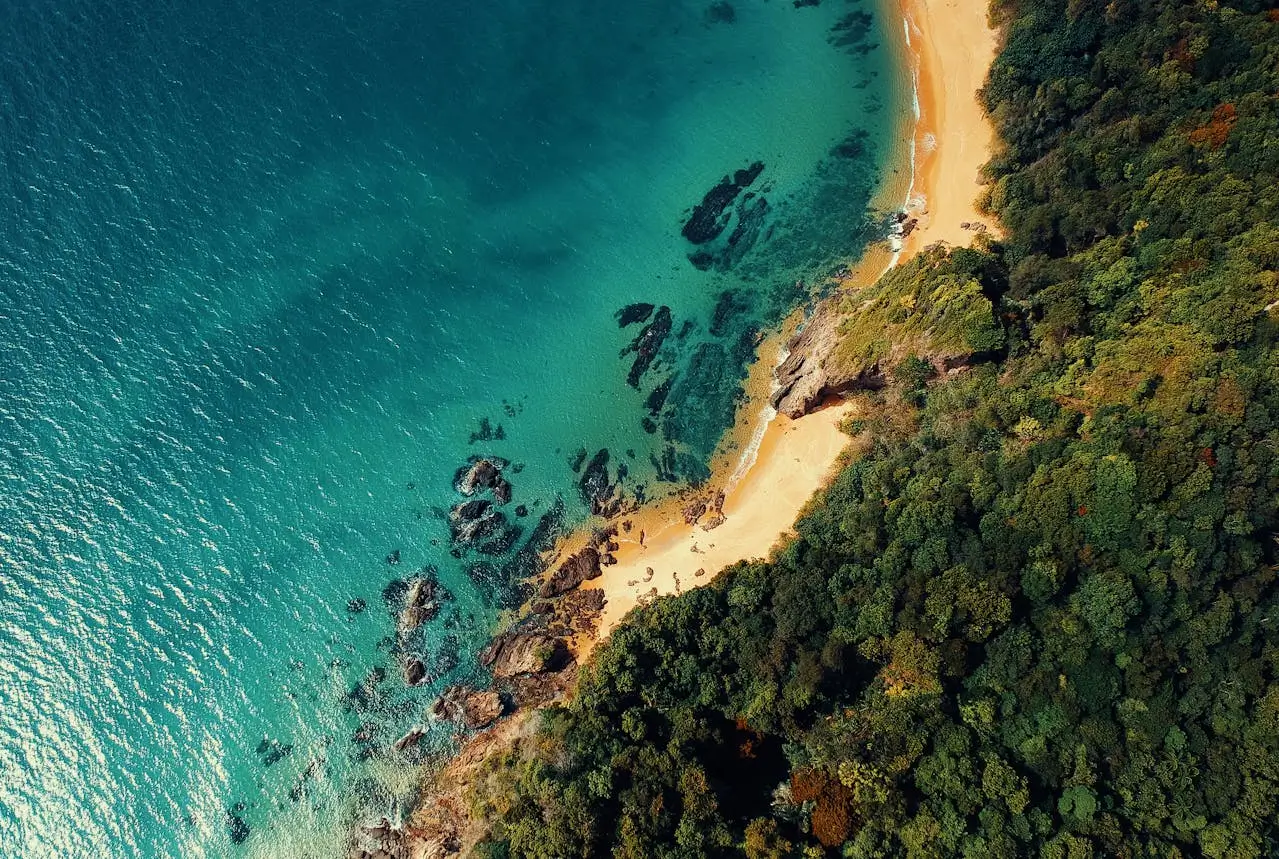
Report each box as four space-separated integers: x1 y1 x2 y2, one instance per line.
400 3 1002 853
582 0 1002 644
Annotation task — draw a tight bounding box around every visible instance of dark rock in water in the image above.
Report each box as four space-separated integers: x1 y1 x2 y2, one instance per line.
480 627 572 678
452 499 491 522
689 250 715 271
645 376 673 416
449 500 503 544
398 576 441 639
393 728 427 753
794 0 820 7
431 686 506 730
514 504 529 518
830 9 875 53
710 289 752 338
455 457 511 505
578 449 615 514
734 162 765 186
225 810 250 845
723 196 770 259
568 447 588 472
501 500 566 585
540 546 602 598
466 562 499 587
705 1 736 23
455 458 504 496
681 162 764 244
347 598 367 614
468 416 506 445
289 756 324 803
832 129 869 159
615 302 656 327
641 416 658 434
346 666 387 712
621 305 673 388
402 656 427 686
381 579 408 608
475 523 522 556
385 549 401 566
263 742 293 767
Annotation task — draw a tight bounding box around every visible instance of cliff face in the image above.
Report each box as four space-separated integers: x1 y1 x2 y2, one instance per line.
771 297 886 418
772 246 1005 417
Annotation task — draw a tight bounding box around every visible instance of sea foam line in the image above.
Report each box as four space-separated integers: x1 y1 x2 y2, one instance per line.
728 14 923 492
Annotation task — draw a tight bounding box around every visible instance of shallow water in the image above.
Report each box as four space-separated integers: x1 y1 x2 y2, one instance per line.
0 0 905 854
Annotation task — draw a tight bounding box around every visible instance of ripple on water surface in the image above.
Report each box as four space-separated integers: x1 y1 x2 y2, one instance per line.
0 0 908 854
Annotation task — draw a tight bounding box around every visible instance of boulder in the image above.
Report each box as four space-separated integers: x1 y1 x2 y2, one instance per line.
397 577 440 637
578 449 616 514
457 458 501 495
479 628 571 678
449 500 503 544
431 686 505 730
540 546 602 597
402 656 427 686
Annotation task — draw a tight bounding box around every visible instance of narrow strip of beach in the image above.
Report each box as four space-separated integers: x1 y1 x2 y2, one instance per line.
583 0 1002 644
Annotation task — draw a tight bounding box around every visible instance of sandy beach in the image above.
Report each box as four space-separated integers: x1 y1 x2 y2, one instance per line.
584 0 1002 643
901 0 1002 250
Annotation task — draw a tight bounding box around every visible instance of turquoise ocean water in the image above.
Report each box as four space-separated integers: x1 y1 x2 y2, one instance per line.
0 0 906 855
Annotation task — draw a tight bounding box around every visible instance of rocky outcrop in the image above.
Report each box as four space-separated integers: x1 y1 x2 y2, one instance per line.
449 499 504 545
615 302 656 327
556 587 605 636
455 457 512 506
431 686 505 730
539 546 601 597
681 161 765 244
479 627 571 678
393 728 426 753
578 449 622 516
621 306 673 388
402 655 427 687
771 298 885 418
350 817 410 859
398 576 442 639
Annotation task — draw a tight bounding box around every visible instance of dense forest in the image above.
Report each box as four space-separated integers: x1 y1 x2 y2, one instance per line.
467 0 1279 855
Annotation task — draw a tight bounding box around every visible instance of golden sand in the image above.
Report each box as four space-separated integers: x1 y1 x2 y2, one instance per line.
582 0 1002 646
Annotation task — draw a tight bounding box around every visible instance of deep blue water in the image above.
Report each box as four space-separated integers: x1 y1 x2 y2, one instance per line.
0 0 905 854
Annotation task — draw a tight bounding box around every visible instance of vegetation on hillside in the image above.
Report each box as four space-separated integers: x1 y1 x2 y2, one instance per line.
467 0 1279 855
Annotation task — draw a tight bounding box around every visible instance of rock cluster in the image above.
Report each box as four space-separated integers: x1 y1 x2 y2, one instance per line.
681 161 765 244
539 545 602 598
431 686 505 730
620 305 673 388
479 626 571 678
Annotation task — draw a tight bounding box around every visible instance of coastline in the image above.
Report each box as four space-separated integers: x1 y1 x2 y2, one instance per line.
399 2 1002 854
583 0 1002 647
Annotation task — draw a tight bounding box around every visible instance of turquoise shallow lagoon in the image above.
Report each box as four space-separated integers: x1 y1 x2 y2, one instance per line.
0 0 906 854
